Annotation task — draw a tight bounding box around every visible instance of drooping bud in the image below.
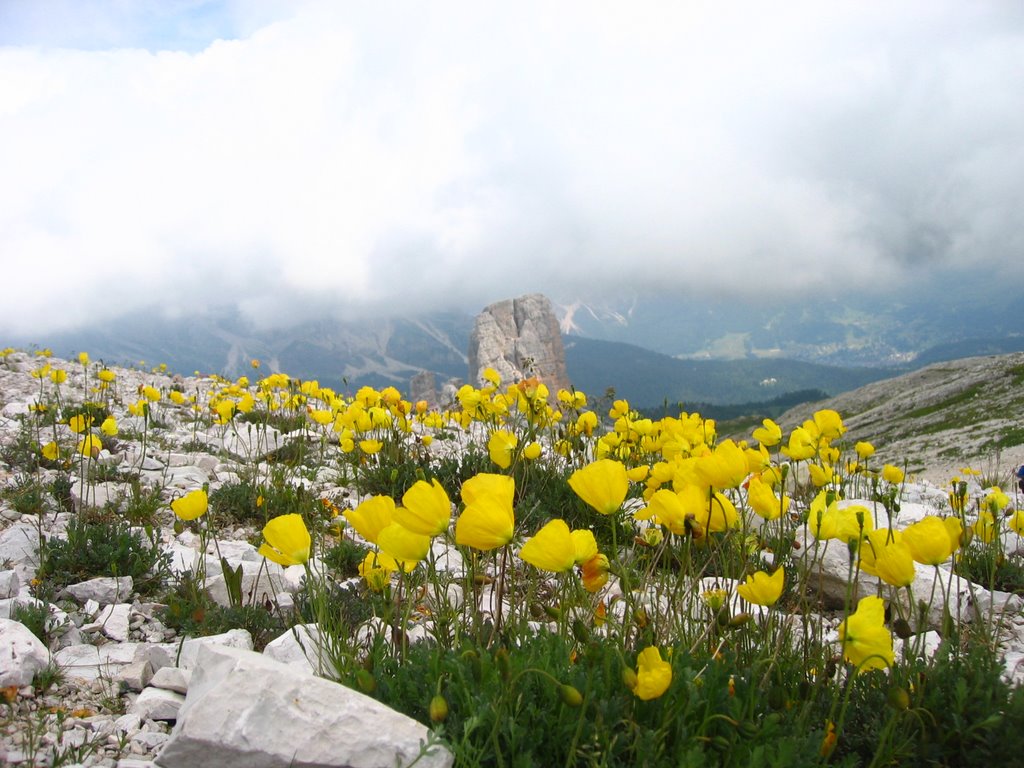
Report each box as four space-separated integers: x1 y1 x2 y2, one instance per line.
429 694 449 723
559 684 583 707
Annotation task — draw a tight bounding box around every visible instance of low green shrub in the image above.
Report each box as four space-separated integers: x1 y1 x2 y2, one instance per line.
36 514 169 596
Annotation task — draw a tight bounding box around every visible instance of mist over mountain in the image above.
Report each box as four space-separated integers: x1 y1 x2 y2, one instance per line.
6 285 1021 409
555 285 1024 368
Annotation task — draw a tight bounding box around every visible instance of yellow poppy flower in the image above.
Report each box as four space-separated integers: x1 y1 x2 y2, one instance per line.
812 409 846 440
736 567 785 607
377 522 430 563
259 513 311 566
632 646 672 700
100 417 118 436
487 430 518 469
881 464 905 485
984 487 1010 513
75 435 103 458
456 474 515 552
694 489 740 534
837 595 893 673
569 459 628 515
580 553 609 593
902 516 956 565
394 479 451 537
68 414 92 434
519 519 576 572
854 441 875 459
807 463 834 488
636 488 687 535
309 409 333 426
570 529 598 565
780 427 816 461
359 439 383 455
171 489 208 521
746 475 789 520
973 511 997 544
213 400 235 424
751 418 782 447
41 441 60 461
358 551 396 592
344 495 395 545
858 529 915 587
696 440 748 489
944 516 964 551
808 500 872 543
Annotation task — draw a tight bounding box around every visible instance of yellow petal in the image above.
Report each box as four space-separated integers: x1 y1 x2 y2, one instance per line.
569 459 628 515
519 519 575 572
171 489 208 521
377 522 430 563
394 479 451 537
259 513 310 566
344 495 395 544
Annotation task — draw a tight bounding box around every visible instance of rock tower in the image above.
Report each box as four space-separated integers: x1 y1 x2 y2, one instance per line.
467 294 570 392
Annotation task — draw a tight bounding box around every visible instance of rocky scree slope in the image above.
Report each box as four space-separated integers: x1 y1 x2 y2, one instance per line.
776 352 1024 484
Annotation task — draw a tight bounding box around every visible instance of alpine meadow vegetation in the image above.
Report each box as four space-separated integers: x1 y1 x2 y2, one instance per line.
2 346 1024 767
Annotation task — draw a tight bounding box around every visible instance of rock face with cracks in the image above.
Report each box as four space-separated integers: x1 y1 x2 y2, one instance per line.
468 293 570 392
156 644 453 768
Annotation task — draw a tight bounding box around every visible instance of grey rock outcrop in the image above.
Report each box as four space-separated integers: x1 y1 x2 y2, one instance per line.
468 294 570 392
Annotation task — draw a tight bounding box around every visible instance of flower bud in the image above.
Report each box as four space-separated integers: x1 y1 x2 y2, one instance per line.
429 694 449 723
559 684 583 707
886 686 910 710
622 667 638 690
355 669 376 694
495 648 512 682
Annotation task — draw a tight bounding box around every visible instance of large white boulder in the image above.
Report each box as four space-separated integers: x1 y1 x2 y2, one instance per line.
156 643 452 768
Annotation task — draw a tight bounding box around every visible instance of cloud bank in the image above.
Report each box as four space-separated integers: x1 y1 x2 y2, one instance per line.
1 0 1022 335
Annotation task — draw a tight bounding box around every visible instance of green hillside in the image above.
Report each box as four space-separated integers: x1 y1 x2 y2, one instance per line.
564 337 900 408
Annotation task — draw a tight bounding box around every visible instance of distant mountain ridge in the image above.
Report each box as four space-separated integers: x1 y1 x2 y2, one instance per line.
10 308 472 391
7 292 1022 409
564 337 897 407
554 291 1024 368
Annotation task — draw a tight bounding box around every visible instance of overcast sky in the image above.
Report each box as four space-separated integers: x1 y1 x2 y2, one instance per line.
1 0 1022 336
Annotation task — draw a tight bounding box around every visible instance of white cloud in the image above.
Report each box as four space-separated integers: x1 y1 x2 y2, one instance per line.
1 0 1022 335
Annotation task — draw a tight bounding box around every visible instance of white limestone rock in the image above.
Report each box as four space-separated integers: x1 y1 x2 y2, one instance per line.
70 478 128 512
205 561 289 608
148 465 209 490
0 569 19 599
54 641 142 681
132 686 186 722
176 628 253 670
468 293 569 392
64 576 134 605
118 757 161 768
0 618 50 687
156 644 452 768
217 426 285 459
118 659 154 692
83 603 132 642
262 624 329 676
0 521 40 568
150 665 190 694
